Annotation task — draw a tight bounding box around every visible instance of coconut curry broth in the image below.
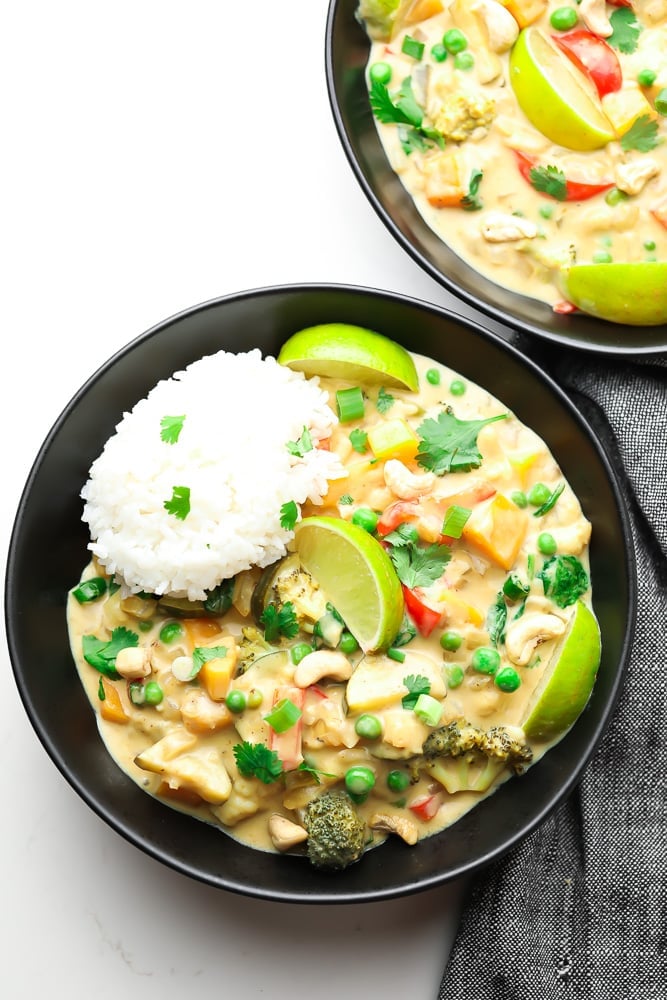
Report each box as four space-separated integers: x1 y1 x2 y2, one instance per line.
68 351 593 859
363 2 667 308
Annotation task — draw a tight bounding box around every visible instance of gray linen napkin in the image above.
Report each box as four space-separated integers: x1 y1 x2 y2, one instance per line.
439 347 667 1000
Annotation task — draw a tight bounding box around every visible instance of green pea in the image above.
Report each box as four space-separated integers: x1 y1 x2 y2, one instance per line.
440 630 462 652
538 532 557 555
225 689 247 713
291 642 313 666
638 68 657 87
454 52 474 71
446 664 465 689
494 667 521 693
443 28 467 53
339 630 359 654
471 646 500 675
592 250 613 264
138 620 154 633
355 714 383 740
550 6 578 30
426 367 441 385
431 42 448 63
605 188 628 207
539 204 554 219
527 482 551 506
160 621 184 644
352 507 379 533
247 688 263 709
345 765 376 801
386 769 410 793
511 490 528 509
656 89 667 115
369 61 392 86
450 379 466 396
644 240 657 251
144 681 163 706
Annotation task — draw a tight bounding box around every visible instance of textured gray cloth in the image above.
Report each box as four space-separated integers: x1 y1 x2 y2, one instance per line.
439 345 667 1000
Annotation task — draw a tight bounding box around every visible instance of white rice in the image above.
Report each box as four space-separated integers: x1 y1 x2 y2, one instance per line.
81 349 345 600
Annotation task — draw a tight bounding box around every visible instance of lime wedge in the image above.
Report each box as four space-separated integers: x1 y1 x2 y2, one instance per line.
278 323 419 392
293 516 404 653
561 262 667 326
510 28 614 151
523 600 601 742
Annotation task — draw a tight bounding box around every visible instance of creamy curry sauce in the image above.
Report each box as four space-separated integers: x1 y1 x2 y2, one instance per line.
363 1 667 310
68 351 594 861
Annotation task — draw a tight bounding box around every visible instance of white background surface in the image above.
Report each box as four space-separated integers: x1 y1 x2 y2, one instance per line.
0 2 518 995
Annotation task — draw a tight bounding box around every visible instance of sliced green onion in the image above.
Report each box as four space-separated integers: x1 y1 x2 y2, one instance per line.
655 88 667 115
503 573 530 602
387 647 406 663
97 677 106 701
264 697 302 734
413 693 443 726
336 386 365 423
402 34 425 60
129 681 146 705
72 577 108 603
442 504 472 539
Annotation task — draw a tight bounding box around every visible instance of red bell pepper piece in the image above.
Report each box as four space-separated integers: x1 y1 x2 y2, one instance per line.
402 585 441 637
514 151 613 202
376 501 421 537
408 791 444 821
552 30 622 98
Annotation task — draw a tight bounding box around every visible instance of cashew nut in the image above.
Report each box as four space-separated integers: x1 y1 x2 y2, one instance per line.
293 649 353 688
383 459 436 500
580 0 612 37
115 645 151 679
370 812 419 846
505 614 566 667
481 212 539 243
268 814 309 851
471 0 519 52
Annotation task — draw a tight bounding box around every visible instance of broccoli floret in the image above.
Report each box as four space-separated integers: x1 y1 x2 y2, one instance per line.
302 790 367 871
274 566 327 625
432 90 496 142
237 626 274 671
422 721 533 774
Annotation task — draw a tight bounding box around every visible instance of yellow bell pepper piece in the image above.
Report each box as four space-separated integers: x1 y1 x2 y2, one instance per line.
498 0 547 28
367 419 419 462
199 640 237 702
601 87 657 138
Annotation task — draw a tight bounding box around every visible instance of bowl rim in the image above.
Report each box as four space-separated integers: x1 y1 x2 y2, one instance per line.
324 0 667 357
5 282 637 902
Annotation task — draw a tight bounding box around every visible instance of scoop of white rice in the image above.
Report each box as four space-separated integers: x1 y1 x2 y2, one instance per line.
81 349 345 600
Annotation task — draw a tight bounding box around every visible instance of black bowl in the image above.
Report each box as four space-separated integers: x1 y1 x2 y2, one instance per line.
6 284 634 902
325 0 667 356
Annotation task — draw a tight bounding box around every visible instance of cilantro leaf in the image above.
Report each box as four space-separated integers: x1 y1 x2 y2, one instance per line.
260 601 299 642
486 592 507 648
369 78 444 154
529 165 568 201
82 626 139 678
280 500 298 531
538 555 589 608
297 760 336 783
349 428 368 453
461 168 484 211
160 414 185 444
384 522 419 547
390 541 451 589
286 426 313 458
164 485 191 520
402 673 431 710
233 741 284 784
416 410 507 475
192 645 228 676
376 387 395 414
620 114 662 153
532 482 565 518
608 7 641 54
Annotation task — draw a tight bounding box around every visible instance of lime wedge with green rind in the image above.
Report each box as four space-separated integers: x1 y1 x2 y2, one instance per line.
294 516 404 653
523 600 601 742
560 262 667 326
278 323 419 391
510 28 614 151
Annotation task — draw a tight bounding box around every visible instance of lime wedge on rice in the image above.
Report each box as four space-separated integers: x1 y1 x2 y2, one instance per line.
278 323 419 392
294 516 404 653
522 600 601 742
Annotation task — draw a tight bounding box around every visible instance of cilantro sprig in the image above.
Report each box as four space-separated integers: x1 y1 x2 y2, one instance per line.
286 426 313 458
389 540 451 590
529 165 568 202
620 115 662 153
402 674 431 710
461 168 484 211
376 386 395 414
164 485 191 520
349 428 368 453
370 77 445 155
280 500 299 531
160 414 185 444
416 410 507 475
260 601 299 642
233 741 284 784
82 626 139 678
608 7 641 54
